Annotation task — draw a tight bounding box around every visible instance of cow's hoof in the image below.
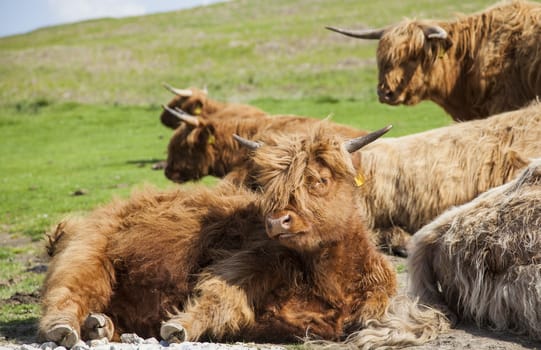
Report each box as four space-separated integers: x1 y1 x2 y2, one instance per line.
82 313 114 340
46 324 79 348
160 322 187 343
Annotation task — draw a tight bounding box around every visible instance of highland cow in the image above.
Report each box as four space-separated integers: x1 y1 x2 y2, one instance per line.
160 83 266 129
39 125 402 348
162 105 368 184
327 0 541 121
350 102 541 255
407 158 541 340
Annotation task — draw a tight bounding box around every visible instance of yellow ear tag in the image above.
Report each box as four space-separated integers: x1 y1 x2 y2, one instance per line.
438 46 446 59
354 172 365 187
207 134 215 145
194 107 202 115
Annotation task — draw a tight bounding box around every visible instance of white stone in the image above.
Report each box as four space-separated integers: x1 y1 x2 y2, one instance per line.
142 338 159 345
39 342 57 350
120 334 144 344
19 345 39 350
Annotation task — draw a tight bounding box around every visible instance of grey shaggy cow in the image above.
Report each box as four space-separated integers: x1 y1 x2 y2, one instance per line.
408 158 541 340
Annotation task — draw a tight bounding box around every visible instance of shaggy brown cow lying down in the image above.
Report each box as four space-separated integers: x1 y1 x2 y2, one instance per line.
162 105 367 183
160 82 267 129
408 158 541 341
39 125 406 347
346 101 541 256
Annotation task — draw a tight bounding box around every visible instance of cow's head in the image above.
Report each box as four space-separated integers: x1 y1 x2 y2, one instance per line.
327 21 452 106
160 83 210 129
235 124 392 253
163 105 218 183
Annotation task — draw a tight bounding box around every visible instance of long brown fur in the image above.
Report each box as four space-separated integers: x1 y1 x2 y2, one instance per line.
165 112 367 183
40 123 394 347
337 0 541 121
408 158 541 340
352 102 541 254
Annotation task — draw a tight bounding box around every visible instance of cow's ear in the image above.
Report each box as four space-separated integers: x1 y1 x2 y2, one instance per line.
192 101 203 116
198 124 216 145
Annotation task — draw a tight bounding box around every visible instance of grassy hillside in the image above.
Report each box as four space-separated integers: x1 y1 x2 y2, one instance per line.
0 0 498 344
1 0 494 106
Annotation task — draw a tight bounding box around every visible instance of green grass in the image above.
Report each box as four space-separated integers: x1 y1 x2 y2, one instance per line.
1 102 173 240
0 0 495 107
0 98 450 242
0 245 44 300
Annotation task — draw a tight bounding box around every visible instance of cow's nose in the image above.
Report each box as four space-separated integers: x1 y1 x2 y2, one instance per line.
377 85 394 102
266 214 292 236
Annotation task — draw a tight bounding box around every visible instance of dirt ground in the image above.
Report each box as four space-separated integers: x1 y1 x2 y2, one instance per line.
1 234 540 349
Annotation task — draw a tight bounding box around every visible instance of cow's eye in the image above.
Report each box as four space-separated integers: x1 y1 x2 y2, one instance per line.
311 177 330 194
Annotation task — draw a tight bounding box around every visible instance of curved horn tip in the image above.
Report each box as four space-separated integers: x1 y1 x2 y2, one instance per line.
161 82 193 97
162 82 177 92
344 124 393 153
162 104 200 127
325 25 384 40
233 134 262 150
424 25 448 40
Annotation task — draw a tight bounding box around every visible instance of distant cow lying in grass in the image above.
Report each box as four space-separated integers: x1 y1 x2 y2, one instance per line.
347 101 541 255
153 83 269 170
160 82 267 129
162 105 368 183
327 0 541 121
39 125 414 347
408 158 541 341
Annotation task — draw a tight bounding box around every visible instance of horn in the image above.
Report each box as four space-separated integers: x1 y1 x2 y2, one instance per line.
233 134 262 150
344 125 392 153
423 25 448 40
325 25 384 40
161 105 200 127
162 82 193 97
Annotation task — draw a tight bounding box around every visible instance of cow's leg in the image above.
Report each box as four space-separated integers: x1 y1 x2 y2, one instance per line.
39 222 115 347
160 271 255 342
357 257 398 325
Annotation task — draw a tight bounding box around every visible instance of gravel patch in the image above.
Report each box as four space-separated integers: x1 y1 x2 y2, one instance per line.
0 333 287 350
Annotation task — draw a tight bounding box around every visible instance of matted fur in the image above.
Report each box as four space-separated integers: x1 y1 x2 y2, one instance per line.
40 182 266 343
352 101 541 254
409 158 541 340
307 295 450 350
165 112 367 183
342 0 541 121
40 123 396 347
160 86 266 129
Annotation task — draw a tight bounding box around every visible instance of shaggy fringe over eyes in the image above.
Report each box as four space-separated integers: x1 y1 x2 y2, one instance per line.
251 123 356 215
379 20 428 64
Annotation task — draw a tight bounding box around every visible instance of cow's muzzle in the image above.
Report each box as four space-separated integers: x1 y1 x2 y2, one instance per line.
266 210 303 240
377 83 400 105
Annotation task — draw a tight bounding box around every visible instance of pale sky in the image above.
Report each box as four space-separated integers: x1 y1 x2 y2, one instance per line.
0 0 226 38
